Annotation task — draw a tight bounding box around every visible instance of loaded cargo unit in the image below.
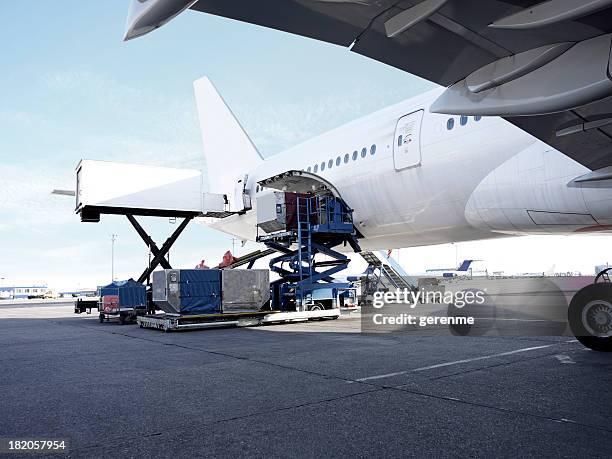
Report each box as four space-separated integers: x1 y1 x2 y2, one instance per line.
139 268 272 331
256 191 311 234
139 279 356 332
138 264 355 332
152 269 270 314
98 279 147 324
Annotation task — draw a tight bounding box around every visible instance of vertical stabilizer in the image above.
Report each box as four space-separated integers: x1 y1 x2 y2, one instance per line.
193 77 263 201
457 260 476 271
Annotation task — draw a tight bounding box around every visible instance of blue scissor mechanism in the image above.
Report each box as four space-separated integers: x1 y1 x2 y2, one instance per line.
257 193 361 312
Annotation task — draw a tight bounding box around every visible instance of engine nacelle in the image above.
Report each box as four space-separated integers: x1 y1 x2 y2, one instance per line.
465 143 612 234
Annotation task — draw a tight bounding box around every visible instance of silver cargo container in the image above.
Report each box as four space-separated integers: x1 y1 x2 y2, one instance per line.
256 192 286 233
222 269 270 313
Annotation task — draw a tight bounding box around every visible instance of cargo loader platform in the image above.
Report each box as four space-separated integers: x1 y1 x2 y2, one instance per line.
137 308 340 332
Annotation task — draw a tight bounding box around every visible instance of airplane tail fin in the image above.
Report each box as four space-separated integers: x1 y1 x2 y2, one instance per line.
457 260 475 272
193 77 263 197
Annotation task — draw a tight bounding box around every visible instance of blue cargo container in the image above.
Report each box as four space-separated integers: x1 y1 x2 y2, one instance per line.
99 279 147 309
176 269 221 315
98 279 147 324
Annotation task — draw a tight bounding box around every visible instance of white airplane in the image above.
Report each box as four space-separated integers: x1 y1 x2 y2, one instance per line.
196 77 612 249
426 260 480 276
121 0 612 351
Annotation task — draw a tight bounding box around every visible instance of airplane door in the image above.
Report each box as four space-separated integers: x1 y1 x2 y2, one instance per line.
233 174 252 212
393 110 423 170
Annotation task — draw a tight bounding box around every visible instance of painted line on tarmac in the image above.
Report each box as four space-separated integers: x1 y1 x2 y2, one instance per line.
353 344 555 382
554 354 576 364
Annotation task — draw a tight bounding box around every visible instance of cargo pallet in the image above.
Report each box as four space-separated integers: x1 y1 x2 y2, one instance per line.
137 308 340 332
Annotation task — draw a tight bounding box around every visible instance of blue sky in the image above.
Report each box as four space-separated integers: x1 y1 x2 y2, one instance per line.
0 1 608 289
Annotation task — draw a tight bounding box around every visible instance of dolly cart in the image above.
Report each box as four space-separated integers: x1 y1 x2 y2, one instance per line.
98 279 147 325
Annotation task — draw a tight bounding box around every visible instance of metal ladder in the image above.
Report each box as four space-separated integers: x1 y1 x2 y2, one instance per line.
296 196 313 283
360 251 414 290
263 194 360 311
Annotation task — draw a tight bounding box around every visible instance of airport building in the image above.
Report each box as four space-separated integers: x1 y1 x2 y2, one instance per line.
0 285 49 299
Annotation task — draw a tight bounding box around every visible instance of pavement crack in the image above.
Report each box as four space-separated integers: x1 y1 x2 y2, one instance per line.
71 387 383 453
380 385 612 434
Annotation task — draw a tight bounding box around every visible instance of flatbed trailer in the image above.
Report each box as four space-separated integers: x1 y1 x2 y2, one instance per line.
137 308 340 332
74 297 100 314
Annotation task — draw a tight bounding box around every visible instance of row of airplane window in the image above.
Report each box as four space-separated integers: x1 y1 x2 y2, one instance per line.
447 115 481 130
255 144 377 193
308 144 377 174
254 117 478 193
255 117 480 193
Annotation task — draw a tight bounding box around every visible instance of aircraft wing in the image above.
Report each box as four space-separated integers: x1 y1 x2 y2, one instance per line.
125 0 612 171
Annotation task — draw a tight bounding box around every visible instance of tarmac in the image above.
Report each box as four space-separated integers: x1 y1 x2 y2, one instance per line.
0 301 610 457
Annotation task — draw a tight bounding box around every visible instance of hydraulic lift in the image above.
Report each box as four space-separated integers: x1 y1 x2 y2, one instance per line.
125 214 192 284
88 213 198 314
257 194 361 313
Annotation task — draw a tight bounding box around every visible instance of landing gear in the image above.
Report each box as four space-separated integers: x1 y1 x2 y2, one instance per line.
569 280 612 352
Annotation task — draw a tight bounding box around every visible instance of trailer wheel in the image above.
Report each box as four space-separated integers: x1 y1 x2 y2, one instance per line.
119 313 127 325
568 283 612 352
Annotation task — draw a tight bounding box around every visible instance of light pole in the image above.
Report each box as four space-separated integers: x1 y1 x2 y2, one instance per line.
111 234 117 281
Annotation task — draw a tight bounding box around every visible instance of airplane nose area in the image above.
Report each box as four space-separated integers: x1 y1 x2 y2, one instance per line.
124 0 197 41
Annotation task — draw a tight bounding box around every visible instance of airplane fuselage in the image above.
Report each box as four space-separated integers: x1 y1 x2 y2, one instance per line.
210 88 612 250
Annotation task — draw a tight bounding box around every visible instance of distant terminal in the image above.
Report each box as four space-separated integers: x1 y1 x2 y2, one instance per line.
0 285 49 300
